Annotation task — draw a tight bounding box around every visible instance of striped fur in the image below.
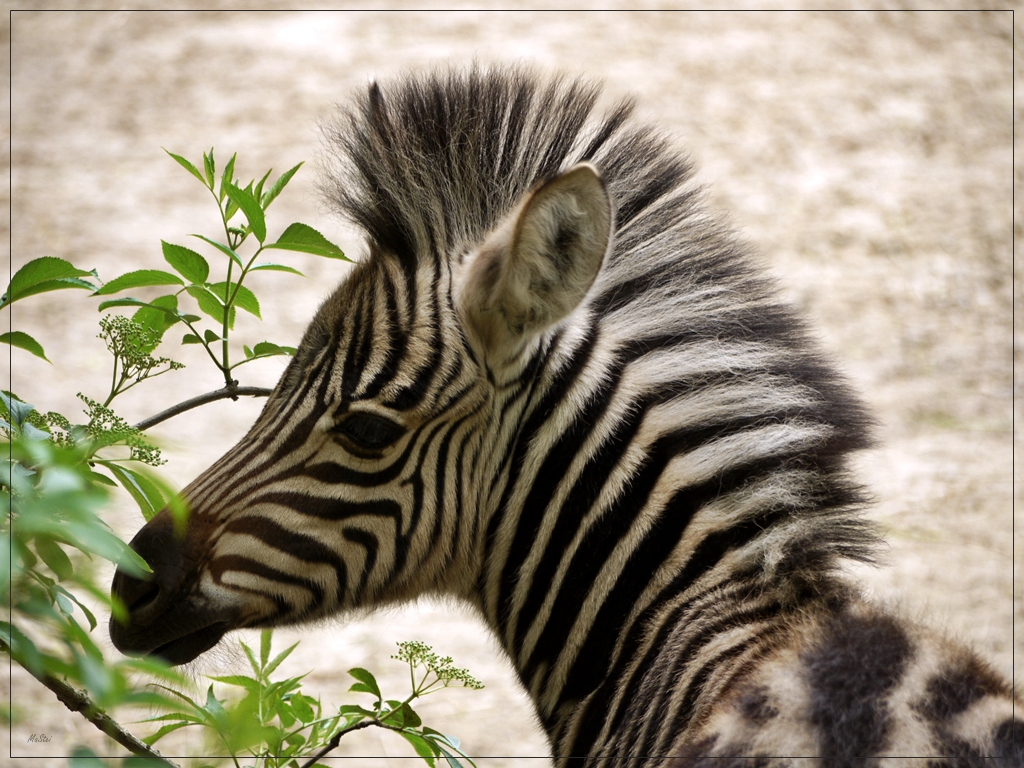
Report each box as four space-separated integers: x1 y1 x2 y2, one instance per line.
110 66 1022 765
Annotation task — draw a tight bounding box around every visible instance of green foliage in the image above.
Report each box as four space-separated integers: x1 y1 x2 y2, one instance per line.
392 641 485 693
4 147 478 767
97 315 185 408
143 632 480 768
95 148 343 387
1 410 185 717
2 256 98 308
1 257 99 361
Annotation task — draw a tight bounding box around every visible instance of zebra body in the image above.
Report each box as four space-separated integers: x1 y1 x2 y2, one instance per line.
110 67 1022 765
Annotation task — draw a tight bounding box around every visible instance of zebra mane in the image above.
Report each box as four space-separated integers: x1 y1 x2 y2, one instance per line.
319 64 694 266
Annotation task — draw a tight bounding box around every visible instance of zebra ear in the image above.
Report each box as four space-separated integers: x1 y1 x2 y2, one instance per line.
460 163 612 358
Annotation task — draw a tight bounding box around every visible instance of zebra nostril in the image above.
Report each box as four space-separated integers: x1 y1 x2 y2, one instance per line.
111 508 185 623
111 568 163 623
127 579 161 614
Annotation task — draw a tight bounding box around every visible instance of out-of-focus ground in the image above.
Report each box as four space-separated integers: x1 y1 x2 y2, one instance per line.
5 7 1017 767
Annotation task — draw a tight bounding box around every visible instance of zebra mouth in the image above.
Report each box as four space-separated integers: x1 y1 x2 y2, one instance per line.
150 621 231 666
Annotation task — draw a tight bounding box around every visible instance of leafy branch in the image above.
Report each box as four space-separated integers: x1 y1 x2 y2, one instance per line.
5 146 481 766
96 148 346 392
298 640 483 768
97 315 183 407
0 636 178 767
140 633 481 768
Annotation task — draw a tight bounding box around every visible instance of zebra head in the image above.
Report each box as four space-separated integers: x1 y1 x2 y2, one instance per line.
109 71 617 665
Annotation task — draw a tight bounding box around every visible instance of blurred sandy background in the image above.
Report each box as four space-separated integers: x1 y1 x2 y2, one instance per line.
5 7 1017 767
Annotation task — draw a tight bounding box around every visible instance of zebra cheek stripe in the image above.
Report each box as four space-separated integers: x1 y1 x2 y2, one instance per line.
109 66 1022 765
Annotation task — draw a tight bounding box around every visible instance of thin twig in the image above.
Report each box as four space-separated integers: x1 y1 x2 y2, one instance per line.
0 638 179 767
299 719 378 768
132 384 272 431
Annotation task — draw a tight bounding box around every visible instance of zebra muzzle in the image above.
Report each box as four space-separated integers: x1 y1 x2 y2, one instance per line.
109 509 236 665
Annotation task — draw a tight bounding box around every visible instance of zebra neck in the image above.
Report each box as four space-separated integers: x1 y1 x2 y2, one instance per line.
548 573 851 760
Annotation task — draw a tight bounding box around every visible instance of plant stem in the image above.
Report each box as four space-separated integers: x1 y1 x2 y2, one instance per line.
104 352 121 407
0 638 180 767
222 260 233 384
132 384 272 431
215 184 245 387
298 719 377 768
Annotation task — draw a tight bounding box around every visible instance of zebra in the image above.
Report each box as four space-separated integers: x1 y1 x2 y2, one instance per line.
110 66 1022 765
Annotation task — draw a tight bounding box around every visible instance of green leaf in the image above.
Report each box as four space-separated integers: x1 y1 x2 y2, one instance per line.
209 674 261 693
88 470 118 487
97 297 183 318
431 738 469 768
64 520 152 576
235 341 296 368
347 667 382 701
80 651 113 701
260 628 272 669
164 149 207 185
337 703 376 719
35 536 74 581
394 701 422 728
1 331 49 362
3 277 96 310
275 697 297 728
203 683 229 728
283 729 306 750
185 285 233 328
1 391 35 428
220 152 237 202
263 640 299 677
266 223 347 260
241 640 261 678
181 333 202 345
249 262 305 276
203 148 216 188
95 269 184 295
2 622 44 676
100 462 167 521
289 692 315 722
21 421 50 441
261 162 303 210
162 241 210 284
224 196 241 224
142 720 195 745
4 256 95 306
190 234 244 267
136 711 205 725
252 341 290 357
398 730 438 766
55 585 98 631
225 182 267 243
131 294 182 349
383 699 405 725
209 281 261 319
203 328 221 344
254 168 273 202
70 746 108 768
150 682 203 711
54 591 74 617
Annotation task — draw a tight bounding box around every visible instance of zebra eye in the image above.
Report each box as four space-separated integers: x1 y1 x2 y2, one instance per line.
332 412 405 452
